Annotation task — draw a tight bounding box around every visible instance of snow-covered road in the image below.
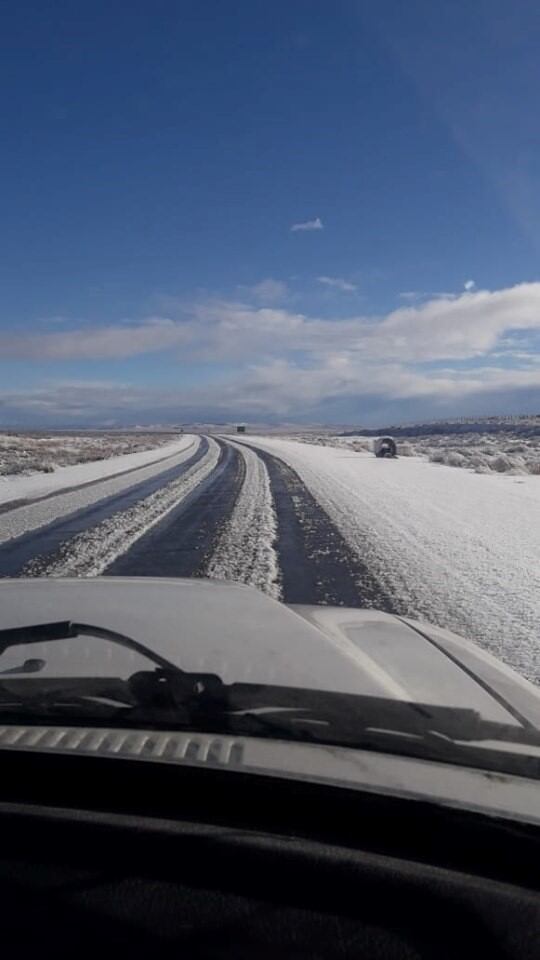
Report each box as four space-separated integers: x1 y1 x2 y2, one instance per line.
242 436 540 682
206 440 280 597
0 436 199 546
24 437 220 577
2 431 538 682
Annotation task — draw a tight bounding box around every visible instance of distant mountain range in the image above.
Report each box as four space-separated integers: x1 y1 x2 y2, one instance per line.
340 414 540 438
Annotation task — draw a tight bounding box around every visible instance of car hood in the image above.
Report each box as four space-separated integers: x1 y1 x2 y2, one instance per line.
0 576 538 729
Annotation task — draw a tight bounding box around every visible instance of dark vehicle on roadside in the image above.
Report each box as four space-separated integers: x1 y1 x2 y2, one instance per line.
374 436 398 458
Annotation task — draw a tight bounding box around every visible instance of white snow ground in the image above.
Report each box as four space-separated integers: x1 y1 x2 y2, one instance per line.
206 440 280 598
0 436 200 547
244 436 540 682
0 434 194 506
24 437 220 577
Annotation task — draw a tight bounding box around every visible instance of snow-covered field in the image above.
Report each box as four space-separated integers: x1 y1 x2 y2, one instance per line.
0 434 192 506
0 432 176 478
244 435 540 682
298 431 540 476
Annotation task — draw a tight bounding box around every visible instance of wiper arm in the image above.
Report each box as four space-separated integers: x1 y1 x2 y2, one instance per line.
0 621 184 675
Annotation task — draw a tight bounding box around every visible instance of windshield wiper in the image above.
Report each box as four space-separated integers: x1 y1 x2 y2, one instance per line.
0 621 185 675
1 622 539 779
1 621 539 752
0 621 222 721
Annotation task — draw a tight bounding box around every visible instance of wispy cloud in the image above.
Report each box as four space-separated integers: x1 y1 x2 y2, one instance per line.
240 278 288 304
464 279 476 291
399 291 422 301
317 276 357 292
290 217 323 232
0 317 187 361
399 290 457 302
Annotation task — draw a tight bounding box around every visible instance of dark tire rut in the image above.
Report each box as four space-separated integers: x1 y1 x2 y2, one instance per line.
241 443 395 610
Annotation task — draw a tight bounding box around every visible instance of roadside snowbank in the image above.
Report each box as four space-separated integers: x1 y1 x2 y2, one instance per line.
245 436 540 682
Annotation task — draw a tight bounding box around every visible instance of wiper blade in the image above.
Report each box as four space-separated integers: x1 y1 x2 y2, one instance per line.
1 632 538 754
219 685 540 749
0 625 538 778
0 621 184 675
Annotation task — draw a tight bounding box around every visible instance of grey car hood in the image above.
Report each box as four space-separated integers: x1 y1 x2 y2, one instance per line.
1 577 539 825
0 576 538 729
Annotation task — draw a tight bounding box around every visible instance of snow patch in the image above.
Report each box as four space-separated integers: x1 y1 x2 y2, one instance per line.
206 440 281 598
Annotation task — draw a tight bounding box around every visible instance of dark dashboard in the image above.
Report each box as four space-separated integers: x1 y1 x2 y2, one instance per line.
0 747 538 958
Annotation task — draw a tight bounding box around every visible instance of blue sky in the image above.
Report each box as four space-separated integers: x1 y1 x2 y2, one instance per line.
1 0 540 426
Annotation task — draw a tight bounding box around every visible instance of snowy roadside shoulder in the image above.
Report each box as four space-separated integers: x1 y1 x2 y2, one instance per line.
23 438 220 578
206 439 281 599
0 432 177 478
0 434 196 506
242 435 540 684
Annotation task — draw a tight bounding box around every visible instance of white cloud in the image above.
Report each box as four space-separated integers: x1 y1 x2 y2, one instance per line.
317 276 357 292
4 360 538 425
3 282 540 421
464 279 476 291
0 317 188 361
5 283 540 365
240 278 289 304
290 217 323 232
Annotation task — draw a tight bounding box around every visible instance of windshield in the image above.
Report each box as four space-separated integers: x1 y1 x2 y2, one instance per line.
0 3 539 799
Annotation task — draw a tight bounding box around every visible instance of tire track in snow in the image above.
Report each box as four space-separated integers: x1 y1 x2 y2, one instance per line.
21 438 220 578
238 442 392 608
205 440 281 598
106 438 244 578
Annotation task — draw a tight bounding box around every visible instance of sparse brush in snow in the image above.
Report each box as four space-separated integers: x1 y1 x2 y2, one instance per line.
0 432 175 479
397 442 415 456
491 454 517 473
